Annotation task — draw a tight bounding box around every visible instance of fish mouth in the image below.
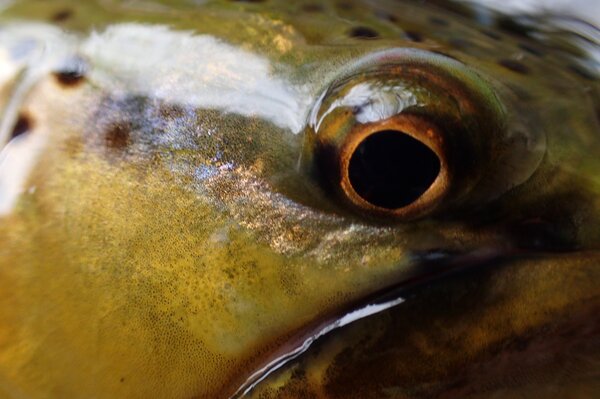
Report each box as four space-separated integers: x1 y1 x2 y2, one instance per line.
232 248 600 398
230 247 509 398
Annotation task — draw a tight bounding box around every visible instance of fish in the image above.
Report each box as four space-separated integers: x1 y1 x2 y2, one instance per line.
0 0 598 398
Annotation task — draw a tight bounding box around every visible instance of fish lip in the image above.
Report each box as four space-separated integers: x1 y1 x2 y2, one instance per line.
230 247 509 399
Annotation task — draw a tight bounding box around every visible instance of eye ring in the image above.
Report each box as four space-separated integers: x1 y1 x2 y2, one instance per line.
338 114 450 219
304 49 543 221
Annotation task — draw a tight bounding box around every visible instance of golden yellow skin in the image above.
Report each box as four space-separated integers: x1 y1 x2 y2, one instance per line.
0 1 598 398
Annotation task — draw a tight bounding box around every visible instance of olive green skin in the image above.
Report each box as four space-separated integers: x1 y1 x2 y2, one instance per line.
0 1 598 398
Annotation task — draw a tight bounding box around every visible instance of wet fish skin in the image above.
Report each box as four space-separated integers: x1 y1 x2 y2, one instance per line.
0 0 598 398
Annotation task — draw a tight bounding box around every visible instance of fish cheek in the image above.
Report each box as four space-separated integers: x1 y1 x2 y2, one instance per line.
249 253 600 398
0 99 412 399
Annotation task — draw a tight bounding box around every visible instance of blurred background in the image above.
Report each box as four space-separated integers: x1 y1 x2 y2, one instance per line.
471 0 600 26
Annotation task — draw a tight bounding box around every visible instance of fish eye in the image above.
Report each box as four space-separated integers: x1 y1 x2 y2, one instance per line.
305 49 544 220
340 114 449 218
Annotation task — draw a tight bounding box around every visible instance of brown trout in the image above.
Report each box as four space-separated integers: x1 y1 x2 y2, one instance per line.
0 0 598 398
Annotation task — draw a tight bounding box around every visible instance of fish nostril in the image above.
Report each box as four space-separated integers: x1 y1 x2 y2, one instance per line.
348 130 441 210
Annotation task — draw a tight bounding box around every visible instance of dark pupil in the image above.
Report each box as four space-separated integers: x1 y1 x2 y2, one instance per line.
348 130 441 209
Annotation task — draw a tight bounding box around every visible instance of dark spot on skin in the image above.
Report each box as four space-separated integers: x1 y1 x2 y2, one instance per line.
50 9 73 23
301 3 323 13
429 16 450 27
569 64 598 81
53 69 85 87
105 123 131 150
496 16 533 37
120 377 125 383
425 0 476 19
404 30 423 42
498 59 530 75
348 26 379 39
518 42 544 57
374 10 397 23
481 29 502 40
10 113 33 140
336 1 354 11
448 37 471 49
